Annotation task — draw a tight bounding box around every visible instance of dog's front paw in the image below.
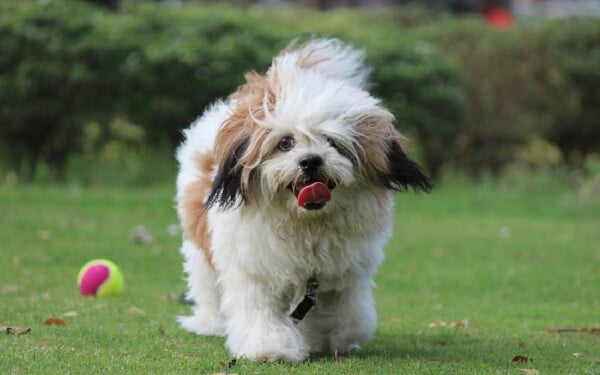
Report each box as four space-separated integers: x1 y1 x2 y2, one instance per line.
328 325 374 355
227 325 309 363
330 340 362 355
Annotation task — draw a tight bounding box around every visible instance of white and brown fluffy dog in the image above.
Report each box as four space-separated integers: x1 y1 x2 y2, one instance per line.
176 38 431 362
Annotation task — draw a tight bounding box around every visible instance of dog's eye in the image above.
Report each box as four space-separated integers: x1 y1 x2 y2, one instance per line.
277 136 295 152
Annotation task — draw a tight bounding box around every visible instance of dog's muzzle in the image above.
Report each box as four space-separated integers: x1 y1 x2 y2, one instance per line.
288 153 336 210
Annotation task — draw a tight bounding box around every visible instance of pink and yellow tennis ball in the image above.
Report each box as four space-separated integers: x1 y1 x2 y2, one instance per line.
77 259 124 297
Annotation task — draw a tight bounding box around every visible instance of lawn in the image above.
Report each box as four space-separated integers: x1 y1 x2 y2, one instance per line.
1 181 599 374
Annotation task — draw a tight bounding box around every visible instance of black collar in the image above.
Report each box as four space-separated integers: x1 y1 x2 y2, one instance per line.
290 278 319 324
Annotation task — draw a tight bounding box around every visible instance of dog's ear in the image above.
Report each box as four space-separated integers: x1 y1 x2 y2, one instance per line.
205 136 249 210
206 71 274 210
380 138 432 193
354 109 432 193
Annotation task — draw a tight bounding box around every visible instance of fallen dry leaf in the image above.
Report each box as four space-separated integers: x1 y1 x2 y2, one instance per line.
449 320 469 328
11 327 32 335
1 326 31 335
513 355 530 363
519 340 526 348
125 306 145 316
43 317 67 327
96 303 108 310
547 327 600 334
427 320 448 329
62 311 78 318
518 369 539 375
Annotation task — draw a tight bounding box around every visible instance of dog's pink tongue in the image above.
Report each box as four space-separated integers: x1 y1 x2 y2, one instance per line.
297 182 331 207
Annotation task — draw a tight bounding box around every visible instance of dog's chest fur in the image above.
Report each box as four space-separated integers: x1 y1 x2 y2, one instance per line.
209 188 392 310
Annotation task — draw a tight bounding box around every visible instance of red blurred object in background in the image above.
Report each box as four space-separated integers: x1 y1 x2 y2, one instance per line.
485 8 514 29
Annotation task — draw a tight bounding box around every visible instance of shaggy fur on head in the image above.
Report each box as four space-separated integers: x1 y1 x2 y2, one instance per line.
176 38 431 362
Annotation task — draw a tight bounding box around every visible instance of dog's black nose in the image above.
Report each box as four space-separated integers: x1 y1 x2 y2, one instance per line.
299 154 323 172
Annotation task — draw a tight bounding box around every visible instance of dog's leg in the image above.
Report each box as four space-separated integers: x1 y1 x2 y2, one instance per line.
177 240 225 336
326 277 377 355
219 270 310 363
297 289 339 354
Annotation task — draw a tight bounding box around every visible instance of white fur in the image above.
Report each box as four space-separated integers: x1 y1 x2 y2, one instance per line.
177 39 396 362
177 239 225 336
284 38 370 89
176 100 230 215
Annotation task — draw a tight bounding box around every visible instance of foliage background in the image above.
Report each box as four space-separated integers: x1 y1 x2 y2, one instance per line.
1 0 599 185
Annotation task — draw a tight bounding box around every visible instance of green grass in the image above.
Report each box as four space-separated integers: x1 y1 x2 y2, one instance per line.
1 181 599 374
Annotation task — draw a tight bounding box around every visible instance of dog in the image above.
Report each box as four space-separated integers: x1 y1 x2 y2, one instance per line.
175 38 431 362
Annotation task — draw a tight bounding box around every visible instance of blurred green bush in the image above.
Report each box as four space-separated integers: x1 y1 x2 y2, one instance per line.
412 16 600 175
542 19 600 164
0 1 462 180
0 1 598 183
0 1 286 177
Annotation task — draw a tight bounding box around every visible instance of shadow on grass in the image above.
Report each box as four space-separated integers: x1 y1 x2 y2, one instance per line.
310 331 519 370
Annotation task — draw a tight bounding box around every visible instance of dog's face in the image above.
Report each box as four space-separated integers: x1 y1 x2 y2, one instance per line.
206 42 431 215
260 128 354 211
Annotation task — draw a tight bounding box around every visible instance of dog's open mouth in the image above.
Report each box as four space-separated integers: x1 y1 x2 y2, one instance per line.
290 179 336 210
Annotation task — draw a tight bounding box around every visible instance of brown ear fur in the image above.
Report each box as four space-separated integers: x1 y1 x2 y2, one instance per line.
206 73 273 210
355 109 432 192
